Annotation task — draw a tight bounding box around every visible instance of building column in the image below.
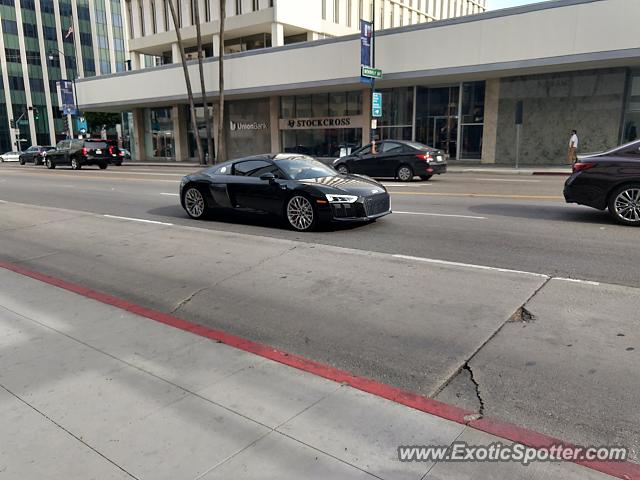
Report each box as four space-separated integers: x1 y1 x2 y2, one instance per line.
130 52 141 70
172 42 181 63
362 88 371 145
481 78 500 164
269 96 280 154
271 22 284 47
131 108 145 160
212 33 220 57
173 105 189 161
307 31 319 41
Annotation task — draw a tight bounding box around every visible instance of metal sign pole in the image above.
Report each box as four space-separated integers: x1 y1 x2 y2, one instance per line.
515 124 521 169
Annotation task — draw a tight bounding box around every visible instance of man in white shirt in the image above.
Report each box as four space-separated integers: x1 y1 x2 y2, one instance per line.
568 130 579 164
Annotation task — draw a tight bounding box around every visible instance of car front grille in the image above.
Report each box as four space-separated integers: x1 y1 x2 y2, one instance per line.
364 194 390 217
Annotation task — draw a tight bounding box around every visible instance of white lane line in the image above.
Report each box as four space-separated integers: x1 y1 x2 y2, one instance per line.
474 178 541 183
393 254 550 279
394 211 486 220
554 277 601 286
102 171 184 176
103 214 173 226
160 192 180 196
0 199 7 203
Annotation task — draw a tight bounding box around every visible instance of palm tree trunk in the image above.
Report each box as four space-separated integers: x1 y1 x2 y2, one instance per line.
193 0 213 165
167 0 203 164
217 0 226 163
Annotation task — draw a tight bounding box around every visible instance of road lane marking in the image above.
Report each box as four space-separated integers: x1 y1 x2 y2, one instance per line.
381 183 430 188
554 277 601 286
103 214 173 226
160 192 180 196
474 178 541 183
388 191 564 200
393 254 550 278
394 211 486 220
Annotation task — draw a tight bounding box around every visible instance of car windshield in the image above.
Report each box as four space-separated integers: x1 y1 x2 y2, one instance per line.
275 155 337 180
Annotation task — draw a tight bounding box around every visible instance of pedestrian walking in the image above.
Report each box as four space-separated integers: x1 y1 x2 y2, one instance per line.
567 129 579 164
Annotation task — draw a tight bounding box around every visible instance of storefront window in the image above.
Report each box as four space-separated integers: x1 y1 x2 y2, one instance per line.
622 73 640 143
144 107 174 159
187 105 214 161
280 91 362 119
282 128 361 158
460 81 485 159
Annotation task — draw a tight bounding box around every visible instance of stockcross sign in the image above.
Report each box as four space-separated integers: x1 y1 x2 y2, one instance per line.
279 116 364 130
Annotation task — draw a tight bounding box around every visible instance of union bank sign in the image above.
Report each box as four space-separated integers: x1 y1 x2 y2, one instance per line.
279 116 364 130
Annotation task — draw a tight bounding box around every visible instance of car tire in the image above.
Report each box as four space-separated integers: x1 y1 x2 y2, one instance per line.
183 186 208 220
285 194 316 232
99 163 108 169
71 158 81 170
115 161 122 166
19 157 25 165
608 183 640 226
45 158 55 169
397 165 414 182
419 175 433 181
336 164 349 175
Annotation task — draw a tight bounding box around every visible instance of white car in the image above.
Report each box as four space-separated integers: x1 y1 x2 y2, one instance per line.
0 151 23 162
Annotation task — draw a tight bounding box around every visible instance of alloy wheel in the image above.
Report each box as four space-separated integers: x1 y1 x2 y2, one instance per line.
184 187 205 218
337 165 349 175
614 188 640 223
398 166 413 182
287 195 314 231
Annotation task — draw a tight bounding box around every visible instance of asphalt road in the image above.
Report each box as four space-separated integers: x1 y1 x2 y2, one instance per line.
1 163 639 462
0 163 637 286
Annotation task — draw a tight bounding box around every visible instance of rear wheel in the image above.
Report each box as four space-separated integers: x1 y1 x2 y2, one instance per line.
608 184 640 226
419 175 433 181
286 194 316 232
183 186 208 220
71 158 81 170
19 157 25 165
99 162 108 170
397 165 414 182
45 158 55 169
336 164 349 175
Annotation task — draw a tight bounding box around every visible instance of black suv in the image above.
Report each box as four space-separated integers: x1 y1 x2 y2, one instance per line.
45 139 110 170
19 145 55 165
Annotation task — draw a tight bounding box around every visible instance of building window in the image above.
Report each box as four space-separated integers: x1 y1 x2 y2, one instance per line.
322 0 326 20
347 0 352 26
253 0 259 11
139 1 145 35
164 0 170 30
127 1 134 37
151 0 157 33
236 0 241 15
190 0 195 25
205 0 210 21
334 0 340 23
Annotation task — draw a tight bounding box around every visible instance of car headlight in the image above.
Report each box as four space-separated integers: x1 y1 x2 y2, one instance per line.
326 194 358 203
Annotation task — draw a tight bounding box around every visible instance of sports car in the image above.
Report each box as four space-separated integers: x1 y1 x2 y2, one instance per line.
179 153 391 231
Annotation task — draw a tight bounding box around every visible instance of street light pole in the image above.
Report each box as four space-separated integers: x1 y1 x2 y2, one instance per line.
370 0 377 152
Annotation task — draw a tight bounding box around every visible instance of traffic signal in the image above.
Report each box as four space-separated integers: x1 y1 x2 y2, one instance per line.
63 116 69 132
10 119 15 129
33 107 40 120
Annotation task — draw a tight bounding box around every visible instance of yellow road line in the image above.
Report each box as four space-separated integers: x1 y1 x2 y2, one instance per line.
388 191 564 200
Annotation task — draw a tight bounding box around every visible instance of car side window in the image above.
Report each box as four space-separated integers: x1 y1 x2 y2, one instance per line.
56 141 67 149
213 165 231 175
233 160 280 177
381 142 403 153
26 147 36 152
358 146 372 156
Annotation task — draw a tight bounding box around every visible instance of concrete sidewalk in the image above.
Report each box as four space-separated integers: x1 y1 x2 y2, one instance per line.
0 268 616 480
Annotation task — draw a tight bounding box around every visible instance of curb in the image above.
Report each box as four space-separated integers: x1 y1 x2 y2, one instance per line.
0 261 637 480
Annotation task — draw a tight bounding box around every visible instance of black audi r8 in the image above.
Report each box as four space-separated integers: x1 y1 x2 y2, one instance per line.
564 139 640 226
179 154 391 231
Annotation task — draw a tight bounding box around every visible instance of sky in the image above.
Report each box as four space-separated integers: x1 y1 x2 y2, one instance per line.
487 0 548 10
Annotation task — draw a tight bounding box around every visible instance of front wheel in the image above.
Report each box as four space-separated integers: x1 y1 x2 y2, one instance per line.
183 186 208 219
19 158 25 165
286 195 316 232
336 164 349 175
397 165 414 182
45 158 55 169
99 162 108 170
71 158 81 170
608 184 640 226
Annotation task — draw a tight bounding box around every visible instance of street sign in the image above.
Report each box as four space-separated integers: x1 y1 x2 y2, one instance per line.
372 92 382 118
362 66 382 79
57 80 77 115
76 116 88 134
371 119 378 129
360 20 373 67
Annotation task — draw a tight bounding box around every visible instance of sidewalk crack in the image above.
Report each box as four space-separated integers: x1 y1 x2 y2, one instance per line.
462 362 485 420
170 286 208 314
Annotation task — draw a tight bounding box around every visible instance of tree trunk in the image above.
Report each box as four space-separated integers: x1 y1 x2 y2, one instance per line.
193 0 213 165
167 0 203 164
217 0 226 163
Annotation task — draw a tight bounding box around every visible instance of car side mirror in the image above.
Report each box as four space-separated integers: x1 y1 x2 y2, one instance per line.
260 172 276 183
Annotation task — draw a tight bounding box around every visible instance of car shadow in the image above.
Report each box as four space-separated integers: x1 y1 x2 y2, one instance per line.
468 203 616 226
146 206 375 233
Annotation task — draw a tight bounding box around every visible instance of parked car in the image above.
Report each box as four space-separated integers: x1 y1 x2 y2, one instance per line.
45 139 110 170
180 153 391 231
332 140 447 182
19 146 55 165
98 139 127 166
0 151 23 162
564 139 640 225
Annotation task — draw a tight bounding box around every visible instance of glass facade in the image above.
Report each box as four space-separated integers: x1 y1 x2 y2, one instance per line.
280 91 363 158
144 108 174 159
622 72 640 144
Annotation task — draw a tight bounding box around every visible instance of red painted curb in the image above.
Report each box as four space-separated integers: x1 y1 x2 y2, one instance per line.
1 260 637 480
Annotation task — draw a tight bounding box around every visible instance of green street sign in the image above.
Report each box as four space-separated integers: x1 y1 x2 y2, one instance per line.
361 66 382 79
